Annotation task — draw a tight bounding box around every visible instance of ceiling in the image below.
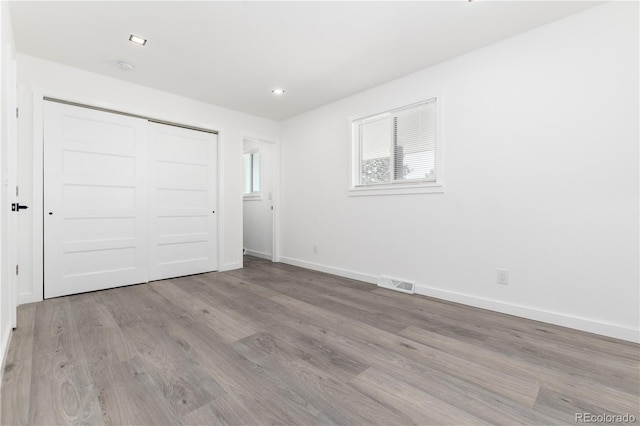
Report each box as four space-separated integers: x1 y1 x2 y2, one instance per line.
9 1 599 121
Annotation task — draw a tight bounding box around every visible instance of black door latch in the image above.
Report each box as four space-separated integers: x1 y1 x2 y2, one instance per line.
11 203 29 212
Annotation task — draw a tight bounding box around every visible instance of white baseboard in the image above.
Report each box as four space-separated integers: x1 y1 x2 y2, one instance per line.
220 261 242 272
0 325 13 384
244 250 273 261
413 284 640 344
18 293 42 305
279 256 378 285
278 256 639 344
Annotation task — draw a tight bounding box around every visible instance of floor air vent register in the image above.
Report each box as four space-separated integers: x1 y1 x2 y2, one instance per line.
377 275 415 294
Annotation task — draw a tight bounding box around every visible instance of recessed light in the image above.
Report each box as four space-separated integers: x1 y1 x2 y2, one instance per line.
129 34 147 46
272 88 285 95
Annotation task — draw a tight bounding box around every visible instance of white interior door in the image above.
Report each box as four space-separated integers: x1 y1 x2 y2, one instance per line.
7 57 18 326
148 122 217 281
44 102 149 298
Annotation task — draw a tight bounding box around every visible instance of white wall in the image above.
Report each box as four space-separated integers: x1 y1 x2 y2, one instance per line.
16 54 279 304
243 138 276 260
279 2 639 342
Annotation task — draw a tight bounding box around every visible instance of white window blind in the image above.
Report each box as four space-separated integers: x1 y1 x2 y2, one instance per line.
251 151 260 192
243 152 252 194
355 99 436 187
243 151 260 194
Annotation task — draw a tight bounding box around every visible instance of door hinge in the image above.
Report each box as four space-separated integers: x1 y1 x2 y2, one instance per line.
16 186 19 197
15 265 19 275
15 108 18 118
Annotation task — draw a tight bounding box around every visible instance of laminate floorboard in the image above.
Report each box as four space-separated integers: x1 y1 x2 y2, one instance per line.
238 259 638 360
2 255 638 425
0 304 35 426
184 271 555 422
28 298 104 426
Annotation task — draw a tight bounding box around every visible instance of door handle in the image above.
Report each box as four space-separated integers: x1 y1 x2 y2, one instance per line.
11 203 28 211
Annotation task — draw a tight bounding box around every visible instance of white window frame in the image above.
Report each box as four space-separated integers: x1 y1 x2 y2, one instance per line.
243 149 262 200
348 94 444 196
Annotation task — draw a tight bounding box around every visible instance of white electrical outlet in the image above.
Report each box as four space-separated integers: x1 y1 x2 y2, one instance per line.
497 269 509 285
313 244 318 254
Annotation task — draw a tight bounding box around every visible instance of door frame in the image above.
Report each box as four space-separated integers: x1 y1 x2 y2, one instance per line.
30 90 222 302
240 133 280 263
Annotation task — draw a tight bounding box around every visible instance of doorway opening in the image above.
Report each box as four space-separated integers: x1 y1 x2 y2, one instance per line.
242 137 277 262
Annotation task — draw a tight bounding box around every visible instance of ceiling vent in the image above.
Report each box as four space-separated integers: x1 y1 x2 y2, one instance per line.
377 275 415 294
117 61 134 71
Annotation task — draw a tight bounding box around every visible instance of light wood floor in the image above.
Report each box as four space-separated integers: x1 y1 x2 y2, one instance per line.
1 256 638 425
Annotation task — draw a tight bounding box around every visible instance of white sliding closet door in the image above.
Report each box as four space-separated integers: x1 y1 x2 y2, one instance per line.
44 102 149 298
148 122 218 281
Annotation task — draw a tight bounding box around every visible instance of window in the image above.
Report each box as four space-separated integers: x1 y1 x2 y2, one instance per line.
350 97 443 196
243 150 260 197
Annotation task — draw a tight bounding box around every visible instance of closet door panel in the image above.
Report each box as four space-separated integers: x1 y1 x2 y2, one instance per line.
44 102 149 298
149 122 218 281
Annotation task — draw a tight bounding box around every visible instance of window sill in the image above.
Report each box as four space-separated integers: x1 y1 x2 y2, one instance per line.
243 194 263 201
348 182 444 197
